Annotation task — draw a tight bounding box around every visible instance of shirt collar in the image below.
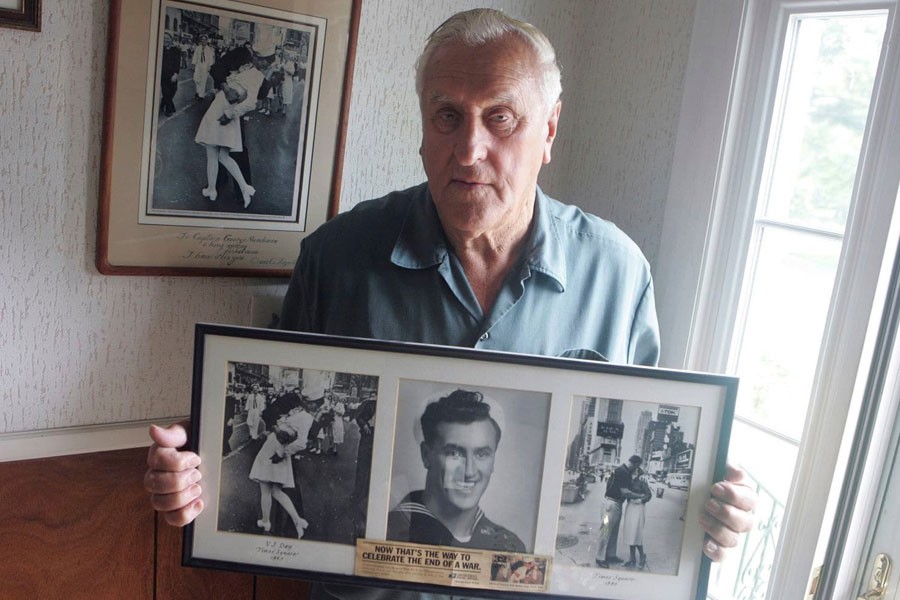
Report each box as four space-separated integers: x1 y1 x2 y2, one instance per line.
390 183 568 291
391 184 448 269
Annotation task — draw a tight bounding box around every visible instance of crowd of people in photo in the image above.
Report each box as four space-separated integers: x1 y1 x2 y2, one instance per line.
223 380 378 541
158 29 306 209
162 32 305 115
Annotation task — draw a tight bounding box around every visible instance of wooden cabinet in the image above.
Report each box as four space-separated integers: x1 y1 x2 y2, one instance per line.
0 448 310 599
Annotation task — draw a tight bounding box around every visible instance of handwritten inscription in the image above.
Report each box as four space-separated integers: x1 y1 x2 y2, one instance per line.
590 572 636 587
177 232 291 268
255 539 299 563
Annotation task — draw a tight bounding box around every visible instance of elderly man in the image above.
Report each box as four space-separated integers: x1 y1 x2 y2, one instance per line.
145 8 755 600
387 389 525 552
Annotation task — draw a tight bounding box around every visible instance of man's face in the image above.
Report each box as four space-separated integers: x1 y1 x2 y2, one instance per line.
418 37 560 240
421 419 498 515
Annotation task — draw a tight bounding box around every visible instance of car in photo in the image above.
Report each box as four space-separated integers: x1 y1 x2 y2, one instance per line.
666 472 690 490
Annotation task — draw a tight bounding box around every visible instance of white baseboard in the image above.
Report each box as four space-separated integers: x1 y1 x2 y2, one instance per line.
0 417 188 462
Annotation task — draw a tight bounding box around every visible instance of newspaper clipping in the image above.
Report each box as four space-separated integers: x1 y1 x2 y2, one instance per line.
355 539 551 594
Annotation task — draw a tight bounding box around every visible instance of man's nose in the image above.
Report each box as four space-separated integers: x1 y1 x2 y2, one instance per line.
464 454 478 479
454 118 489 166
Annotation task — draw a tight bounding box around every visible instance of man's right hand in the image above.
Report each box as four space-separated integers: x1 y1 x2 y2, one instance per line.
144 422 204 526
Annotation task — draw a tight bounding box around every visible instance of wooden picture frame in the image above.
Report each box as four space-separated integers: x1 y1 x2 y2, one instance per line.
0 0 41 32
184 324 738 599
97 0 361 276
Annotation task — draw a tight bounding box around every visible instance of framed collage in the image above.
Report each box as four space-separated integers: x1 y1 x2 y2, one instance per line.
184 324 737 599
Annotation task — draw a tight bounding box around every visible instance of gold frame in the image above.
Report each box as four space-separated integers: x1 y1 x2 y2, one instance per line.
97 0 361 276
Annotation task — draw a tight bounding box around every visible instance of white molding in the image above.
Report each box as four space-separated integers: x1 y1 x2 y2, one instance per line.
0 418 187 463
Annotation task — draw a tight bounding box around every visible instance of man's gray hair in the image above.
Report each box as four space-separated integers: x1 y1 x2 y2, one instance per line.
415 8 562 112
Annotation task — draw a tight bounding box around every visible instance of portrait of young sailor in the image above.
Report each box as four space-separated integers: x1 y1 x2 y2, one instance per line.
386 383 551 553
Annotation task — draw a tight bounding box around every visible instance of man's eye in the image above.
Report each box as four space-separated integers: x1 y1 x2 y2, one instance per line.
489 112 517 133
445 448 464 458
475 449 493 459
434 111 459 131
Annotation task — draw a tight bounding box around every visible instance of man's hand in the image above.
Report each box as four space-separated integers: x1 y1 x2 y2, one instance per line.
144 422 204 527
700 464 757 561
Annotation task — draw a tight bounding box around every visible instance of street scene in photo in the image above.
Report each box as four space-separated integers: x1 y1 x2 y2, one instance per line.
147 1 317 224
215 361 378 544
555 396 700 576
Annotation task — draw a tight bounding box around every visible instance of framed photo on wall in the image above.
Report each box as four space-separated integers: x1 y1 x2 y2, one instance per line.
184 324 738 599
97 0 361 276
0 0 41 31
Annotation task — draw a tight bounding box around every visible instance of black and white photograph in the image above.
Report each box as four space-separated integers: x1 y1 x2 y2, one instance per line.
141 0 321 229
387 379 551 554
555 396 700 577
214 361 378 544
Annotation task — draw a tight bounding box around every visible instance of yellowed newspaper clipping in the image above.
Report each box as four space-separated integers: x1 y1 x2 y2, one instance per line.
355 539 551 593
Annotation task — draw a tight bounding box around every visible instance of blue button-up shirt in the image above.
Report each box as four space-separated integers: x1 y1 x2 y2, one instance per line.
280 183 659 600
282 182 659 367
281 184 659 600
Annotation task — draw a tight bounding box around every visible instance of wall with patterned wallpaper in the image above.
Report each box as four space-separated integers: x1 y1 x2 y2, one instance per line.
0 0 693 438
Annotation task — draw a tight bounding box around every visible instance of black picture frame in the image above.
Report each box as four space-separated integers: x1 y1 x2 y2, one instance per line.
184 323 737 599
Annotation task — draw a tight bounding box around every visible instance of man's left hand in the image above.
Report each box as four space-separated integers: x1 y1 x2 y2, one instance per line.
700 464 757 562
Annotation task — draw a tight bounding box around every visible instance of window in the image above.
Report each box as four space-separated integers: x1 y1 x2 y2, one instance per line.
659 1 900 598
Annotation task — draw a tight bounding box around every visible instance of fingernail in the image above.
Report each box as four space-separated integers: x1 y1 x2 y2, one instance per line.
705 540 719 556
188 455 201 468
190 484 202 497
189 470 202 484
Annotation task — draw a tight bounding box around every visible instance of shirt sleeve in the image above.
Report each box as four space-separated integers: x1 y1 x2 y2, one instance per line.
280 239 314 332
227 70 263 118
629 277 661 367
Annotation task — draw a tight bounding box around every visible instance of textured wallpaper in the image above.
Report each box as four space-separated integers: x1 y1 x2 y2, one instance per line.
0 1 286 433
0 0 693 435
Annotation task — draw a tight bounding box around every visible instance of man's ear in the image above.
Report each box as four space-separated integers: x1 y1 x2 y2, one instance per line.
542 100 562 165
420 442 431 469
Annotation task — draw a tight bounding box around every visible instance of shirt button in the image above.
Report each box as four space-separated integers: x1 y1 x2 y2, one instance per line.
479 332 490 342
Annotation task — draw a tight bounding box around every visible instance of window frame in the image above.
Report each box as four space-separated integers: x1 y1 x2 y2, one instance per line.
655 0 900 597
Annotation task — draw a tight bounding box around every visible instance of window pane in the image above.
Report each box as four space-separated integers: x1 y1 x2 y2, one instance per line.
709 420 797 599
733 227 841 439
761 14 885 231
